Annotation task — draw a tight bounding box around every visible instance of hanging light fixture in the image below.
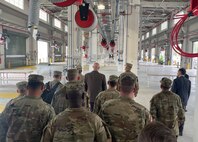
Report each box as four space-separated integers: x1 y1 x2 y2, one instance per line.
98 4 105 10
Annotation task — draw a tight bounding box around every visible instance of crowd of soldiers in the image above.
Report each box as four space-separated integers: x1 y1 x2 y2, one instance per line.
0 62 191 142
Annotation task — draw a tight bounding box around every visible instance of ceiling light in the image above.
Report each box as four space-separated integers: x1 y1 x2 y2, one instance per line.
98 4 105 10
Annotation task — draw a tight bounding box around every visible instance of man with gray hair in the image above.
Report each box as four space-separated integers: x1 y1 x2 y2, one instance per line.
85 62 107 112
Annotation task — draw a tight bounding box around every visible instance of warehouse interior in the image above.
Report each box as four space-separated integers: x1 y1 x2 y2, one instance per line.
0 0 198 142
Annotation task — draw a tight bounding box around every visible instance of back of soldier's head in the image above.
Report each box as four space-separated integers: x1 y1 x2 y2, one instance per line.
120 75 135 94
27 74 44 90
16 81 28 95
138 122 177 142
108 75 119 88
67 69 78 81
66 82 84 108
53 71 62 79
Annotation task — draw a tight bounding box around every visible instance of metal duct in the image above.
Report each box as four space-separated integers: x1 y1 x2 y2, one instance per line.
111 0 119 40
28 0 42 28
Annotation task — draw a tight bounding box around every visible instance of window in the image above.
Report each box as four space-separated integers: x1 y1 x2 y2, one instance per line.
5 0 24 9
152 28 157 35
146 32 149 38
39 10 48 22
142 35 145 40
65 25 68 32
161 21 168 31
54 18 61 29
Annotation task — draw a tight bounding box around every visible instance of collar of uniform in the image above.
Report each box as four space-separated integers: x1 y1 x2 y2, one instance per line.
107 88 116 91
67 107 85 111
26 95 42 99
119 95 135 102
67 80 78 83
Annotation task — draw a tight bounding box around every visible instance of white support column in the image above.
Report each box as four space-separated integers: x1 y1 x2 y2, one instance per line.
91 29 98 62
124 2 140 75
68 5 78 68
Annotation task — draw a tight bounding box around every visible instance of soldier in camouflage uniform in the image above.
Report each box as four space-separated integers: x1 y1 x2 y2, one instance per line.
0 74 55 142
41 82 110 142
93 75 120 114
150 77 185 136
5 81 28 107
51 69 80 114
100 73 151 142
138 122 177 142
16 81 28 97
118 63 139 96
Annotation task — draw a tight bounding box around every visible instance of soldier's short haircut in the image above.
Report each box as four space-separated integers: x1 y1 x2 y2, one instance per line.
67 90 83 106
27 82 44 90
120 76 135 94
138 122 177 142
108 80 117 88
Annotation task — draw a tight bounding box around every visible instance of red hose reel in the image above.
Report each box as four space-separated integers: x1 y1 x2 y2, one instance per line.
170 0 198 58
51 0 83 7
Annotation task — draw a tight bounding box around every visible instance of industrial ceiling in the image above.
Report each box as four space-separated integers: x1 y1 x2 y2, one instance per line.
40 0 190 40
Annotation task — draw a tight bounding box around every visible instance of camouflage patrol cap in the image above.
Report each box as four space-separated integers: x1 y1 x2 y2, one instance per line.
28 74 44 83
66 82 84 94
125 63 133 69
67 69 78 77
109 75 119 82
160 77 172 88
76 65 82 70
53 71 62 76
16 81 28 90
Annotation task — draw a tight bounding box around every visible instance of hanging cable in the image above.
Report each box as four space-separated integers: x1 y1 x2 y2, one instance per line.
170 0 198 58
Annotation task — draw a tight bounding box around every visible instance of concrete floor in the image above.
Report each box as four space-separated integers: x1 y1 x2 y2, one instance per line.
0 62 197 142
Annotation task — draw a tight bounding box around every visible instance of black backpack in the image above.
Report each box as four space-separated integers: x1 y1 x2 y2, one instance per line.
41 82 60 104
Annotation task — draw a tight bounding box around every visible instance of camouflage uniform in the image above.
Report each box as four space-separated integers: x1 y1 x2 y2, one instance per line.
5 81 28 107
150 77 185 136
118 63 139 95
51 81 84 114
51 69 84 114
100 73 150 142
93 75 120 114
0 75 55 142
41 83 110 142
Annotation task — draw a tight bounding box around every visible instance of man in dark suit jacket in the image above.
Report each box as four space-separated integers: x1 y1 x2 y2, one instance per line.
85 62 107 112
171 68 191 136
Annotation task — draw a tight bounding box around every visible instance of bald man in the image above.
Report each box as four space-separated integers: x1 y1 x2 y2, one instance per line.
85 62 107 111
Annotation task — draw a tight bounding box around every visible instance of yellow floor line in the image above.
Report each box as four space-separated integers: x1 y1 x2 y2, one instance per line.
15 66 37 70
0 93 18 98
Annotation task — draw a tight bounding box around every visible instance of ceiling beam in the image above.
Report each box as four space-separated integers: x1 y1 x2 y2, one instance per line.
141 1 189 8
142 16 166 20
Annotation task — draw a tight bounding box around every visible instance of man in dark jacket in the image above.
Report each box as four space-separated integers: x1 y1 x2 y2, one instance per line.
171 68 191 136
85 62 107 111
